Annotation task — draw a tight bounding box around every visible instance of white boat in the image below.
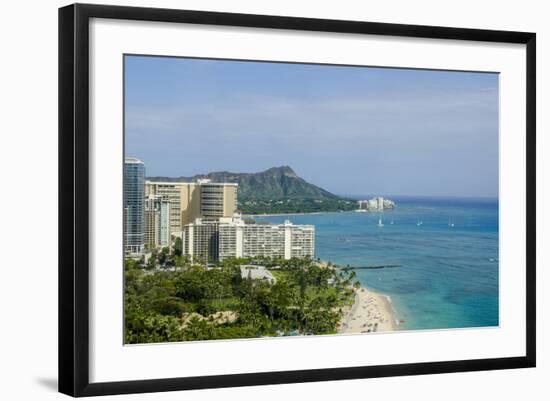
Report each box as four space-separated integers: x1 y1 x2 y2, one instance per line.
448 217 455 228
417 220 423 226
377 218 384 227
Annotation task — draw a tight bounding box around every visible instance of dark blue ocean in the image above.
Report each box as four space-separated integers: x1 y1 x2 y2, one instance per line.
256 197 499 331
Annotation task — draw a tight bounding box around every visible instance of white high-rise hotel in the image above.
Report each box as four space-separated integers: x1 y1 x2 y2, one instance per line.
183 216 315 262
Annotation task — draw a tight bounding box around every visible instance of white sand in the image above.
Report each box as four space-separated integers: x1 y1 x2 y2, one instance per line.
337 287 399 334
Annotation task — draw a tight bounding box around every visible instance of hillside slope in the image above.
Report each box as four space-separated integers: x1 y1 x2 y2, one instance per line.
148 166 355 214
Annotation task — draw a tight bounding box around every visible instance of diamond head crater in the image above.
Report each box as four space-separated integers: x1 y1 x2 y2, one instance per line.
147 166 356 214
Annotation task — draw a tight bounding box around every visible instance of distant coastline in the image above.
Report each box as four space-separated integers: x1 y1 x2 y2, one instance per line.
242 211 330 218
242 208 396 218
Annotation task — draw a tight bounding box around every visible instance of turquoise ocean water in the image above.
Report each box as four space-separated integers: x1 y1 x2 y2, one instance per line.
256 197 499 331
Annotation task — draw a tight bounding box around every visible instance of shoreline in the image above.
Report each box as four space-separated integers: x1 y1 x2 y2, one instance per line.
243 211 327 218
242 209 396 218
243 211 349 218
337 287 399 334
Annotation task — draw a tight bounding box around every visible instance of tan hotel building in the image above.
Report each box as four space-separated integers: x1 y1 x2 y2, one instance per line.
145 179 238 236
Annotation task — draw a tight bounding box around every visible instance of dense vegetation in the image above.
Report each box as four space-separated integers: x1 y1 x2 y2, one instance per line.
148 166 357 214
124 252 359 344
240 197 355 214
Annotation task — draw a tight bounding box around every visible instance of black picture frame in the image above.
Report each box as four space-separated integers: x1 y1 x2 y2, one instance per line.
59 3 536 397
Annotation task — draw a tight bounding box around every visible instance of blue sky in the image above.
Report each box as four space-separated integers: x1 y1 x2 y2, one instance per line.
125 55 499 198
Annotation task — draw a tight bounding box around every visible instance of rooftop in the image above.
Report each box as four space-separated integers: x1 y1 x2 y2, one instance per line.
125 157 143 164
240 265 276 283
145 180 238 186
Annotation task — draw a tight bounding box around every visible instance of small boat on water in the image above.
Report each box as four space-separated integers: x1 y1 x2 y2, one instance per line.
377 217 384 227
416 220 423 226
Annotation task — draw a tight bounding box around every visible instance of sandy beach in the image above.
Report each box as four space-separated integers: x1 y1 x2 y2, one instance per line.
337 287 399 334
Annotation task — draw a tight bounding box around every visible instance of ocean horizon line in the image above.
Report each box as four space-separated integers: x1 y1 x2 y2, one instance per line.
340 194 499 202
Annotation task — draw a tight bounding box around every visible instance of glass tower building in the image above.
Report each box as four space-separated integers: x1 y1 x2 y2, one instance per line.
124 157 145 254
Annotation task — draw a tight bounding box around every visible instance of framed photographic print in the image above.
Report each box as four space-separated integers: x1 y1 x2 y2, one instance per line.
58 3 536 397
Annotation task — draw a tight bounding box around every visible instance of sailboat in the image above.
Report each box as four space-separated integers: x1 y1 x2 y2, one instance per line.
416 219 423 226
377 217 384 227
448 217 455 228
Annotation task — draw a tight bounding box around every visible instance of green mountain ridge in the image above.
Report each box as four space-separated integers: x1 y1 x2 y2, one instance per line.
148 166 355 214
148 166 342 201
